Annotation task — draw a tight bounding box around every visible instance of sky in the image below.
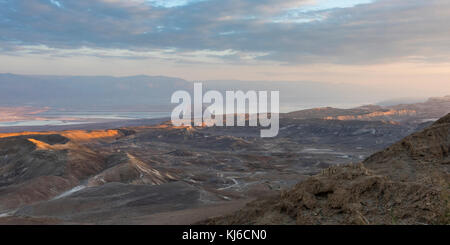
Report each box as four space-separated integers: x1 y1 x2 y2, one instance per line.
1 0 450 97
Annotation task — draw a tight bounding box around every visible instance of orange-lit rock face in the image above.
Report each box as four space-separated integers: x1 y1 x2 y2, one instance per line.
149 121 194 130
324 109 417 121
0 129 120 141
27 138 69 150
0 131 57 139
314 107 332 111
60 130 120 141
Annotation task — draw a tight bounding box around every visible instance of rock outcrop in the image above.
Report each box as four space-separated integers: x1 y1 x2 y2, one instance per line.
203 114 450 225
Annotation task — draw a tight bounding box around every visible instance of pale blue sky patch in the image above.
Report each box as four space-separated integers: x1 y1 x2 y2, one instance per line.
146 0 207 8
49 0 62 8
272 13 326 23
156 25 165 32
274 0 374 23
300 0 374 13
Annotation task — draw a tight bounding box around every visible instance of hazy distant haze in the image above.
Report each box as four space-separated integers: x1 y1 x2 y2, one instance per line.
0 73 407 112
0 0 449 99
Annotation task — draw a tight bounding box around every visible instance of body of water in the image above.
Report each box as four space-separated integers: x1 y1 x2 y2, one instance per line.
0 120 92 127
0 111 171 127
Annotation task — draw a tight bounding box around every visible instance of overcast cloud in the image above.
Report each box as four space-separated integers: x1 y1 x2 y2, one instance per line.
1 0 449 64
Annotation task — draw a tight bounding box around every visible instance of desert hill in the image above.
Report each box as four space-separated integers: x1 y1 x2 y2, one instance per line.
285 96 450 124
203 114 450 225
0 109 448 224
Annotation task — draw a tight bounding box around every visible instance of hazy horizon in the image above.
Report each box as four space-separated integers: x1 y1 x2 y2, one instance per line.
1 0 450 99
1 73 448 115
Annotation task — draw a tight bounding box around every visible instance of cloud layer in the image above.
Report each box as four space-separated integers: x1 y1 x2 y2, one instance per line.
1 0 449 65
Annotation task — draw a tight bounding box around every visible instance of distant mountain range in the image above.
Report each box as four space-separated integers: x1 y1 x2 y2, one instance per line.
0 74 191 108
0 73 405 111
285 95 450 124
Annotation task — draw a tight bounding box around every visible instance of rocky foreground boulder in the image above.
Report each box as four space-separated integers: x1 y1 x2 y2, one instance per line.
203 114 450 225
